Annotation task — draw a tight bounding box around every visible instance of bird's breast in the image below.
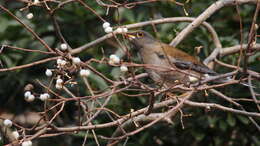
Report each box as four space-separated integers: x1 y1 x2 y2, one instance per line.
139 46 201 86
139 47 168 68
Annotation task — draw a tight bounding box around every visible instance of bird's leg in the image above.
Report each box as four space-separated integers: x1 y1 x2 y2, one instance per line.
190 74 204 87
145 92 156 115
197 74 204 86
119 76 129 85
157 80 166 89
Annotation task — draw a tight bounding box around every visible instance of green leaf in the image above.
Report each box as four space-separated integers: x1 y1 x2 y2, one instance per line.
214 137 222 146
227 113 236 127
237 115 250 125
111 67 121 80
207 116 218 128
139 132 150 144
90 74 109 91
219 120 227 131
1 54 14 67
191 131 205 141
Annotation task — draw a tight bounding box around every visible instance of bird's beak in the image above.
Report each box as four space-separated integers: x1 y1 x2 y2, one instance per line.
124 33 136 39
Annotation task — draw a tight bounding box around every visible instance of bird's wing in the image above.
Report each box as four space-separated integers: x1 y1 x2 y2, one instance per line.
169 58 217 75
155 44 217 75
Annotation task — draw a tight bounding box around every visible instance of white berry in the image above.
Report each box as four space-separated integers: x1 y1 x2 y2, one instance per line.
57 59 62 64
45 69 52 77
24 91 31 98
120 65 128 72
113 56 120 64
56 79 63 84
3 119 12 127
60 43 68 51
188 76 198 82
22 141 32 146
57 59 66 66
115 27 123 33
60 60 67 66
25 94 35 102
102 22 110 28
108 60 114 64
44 93 50 98
26 13 34 19
204 74 210 78
33 0 39 4
122 27 128 33
55 84 63 89
80 69 91 77
72 57 81 64
105 27 113 33
12 131 19 139
109 54 120 64
39 93 50 101
109 54 117 60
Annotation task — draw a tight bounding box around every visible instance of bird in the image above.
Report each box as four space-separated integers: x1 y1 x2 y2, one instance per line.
124 30 230 88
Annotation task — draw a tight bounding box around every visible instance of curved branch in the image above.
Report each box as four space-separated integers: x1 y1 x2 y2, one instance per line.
184 100 260 118
72 17 221 54
170 0 258 47
204 43 260 65
220 44 260 56
0 57 58 72
37 93 182 132
0 5 54 52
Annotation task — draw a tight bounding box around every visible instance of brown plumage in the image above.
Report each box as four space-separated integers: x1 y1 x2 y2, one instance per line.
125 30 217 86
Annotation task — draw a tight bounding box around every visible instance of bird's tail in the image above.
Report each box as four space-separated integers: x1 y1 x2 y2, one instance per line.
208 75 256 88
238 81 256 88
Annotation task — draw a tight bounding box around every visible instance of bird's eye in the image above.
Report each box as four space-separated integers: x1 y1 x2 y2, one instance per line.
136 32 144 38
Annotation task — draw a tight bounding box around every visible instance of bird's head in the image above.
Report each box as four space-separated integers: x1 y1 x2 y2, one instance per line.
125 30 156 48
